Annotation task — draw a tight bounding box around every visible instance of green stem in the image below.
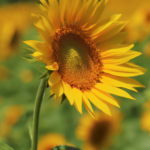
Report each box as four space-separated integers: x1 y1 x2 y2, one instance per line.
31 79 47 150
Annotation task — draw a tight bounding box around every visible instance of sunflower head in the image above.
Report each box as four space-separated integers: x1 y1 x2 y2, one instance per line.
76 109 122 150
24 0 146 117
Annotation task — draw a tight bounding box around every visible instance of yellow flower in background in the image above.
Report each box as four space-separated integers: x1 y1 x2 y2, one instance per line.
25 0 146 117
126 1 150 43
141 110 150 134
20 69 34 83
103 0 143 21
0 105 24 138
0 65 9 81
76 108 123 150
0 2 37 61
103 0 150 43
141 100 150 134
38 133 66 150
143 100 150 109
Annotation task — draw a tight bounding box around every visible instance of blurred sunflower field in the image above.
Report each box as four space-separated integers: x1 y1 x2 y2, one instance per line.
0 0 150 150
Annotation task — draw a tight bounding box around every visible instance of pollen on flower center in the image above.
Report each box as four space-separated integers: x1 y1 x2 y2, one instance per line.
52 26 102 91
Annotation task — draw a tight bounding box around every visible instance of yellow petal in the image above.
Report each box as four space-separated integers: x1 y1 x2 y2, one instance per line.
101 73 144 87
59 0 68 26
82 94 96 119
91 88 120 107
103 69 143 77
102 50 142 65
93 21 128 42
51 79 63 98
69 0 82 25
40 0 49 8
77 0 95 28
37 3 47 12
85 14 121 34
32 14 45 31
127 62 147 72
101 44 134 57
48 0 60 31
100 44 134 53
95 83 136 100
48 71 61 87
46 62 59 71
101 73 144 90
103 63 144 75
73 88 82 114
24 40 53 54
35 27 51 46
84 91 111 116
75 1 91 26
62 81 74 105
41 15 54 36
84 0 108 29
97 32 128 47
32 51 49 63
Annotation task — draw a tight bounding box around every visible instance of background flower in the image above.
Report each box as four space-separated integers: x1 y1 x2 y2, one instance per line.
76 108 123 150
38 133 66 150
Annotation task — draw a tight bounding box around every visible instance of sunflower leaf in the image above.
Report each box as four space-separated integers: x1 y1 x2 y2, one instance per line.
0 143 14 150
51 145 80 150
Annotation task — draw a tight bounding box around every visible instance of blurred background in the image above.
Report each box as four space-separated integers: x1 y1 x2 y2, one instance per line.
0 0 150 150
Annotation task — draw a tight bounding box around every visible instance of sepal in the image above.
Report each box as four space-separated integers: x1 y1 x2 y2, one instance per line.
37 70 53 80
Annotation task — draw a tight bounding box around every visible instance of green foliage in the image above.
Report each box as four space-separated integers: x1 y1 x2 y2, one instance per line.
0 143 13 150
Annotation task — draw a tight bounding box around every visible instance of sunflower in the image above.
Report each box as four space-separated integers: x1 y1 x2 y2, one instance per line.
0 105 24 138
24 0 146 117
38 133 66 150
0 2 37 61
76 108 123 150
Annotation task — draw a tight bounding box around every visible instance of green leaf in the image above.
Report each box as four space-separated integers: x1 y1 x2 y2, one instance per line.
51 145 80 150
0 143 14 150
37 70 53 80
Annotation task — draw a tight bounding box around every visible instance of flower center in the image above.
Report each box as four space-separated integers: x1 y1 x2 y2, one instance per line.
89 120 111 148
52 26 102 91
